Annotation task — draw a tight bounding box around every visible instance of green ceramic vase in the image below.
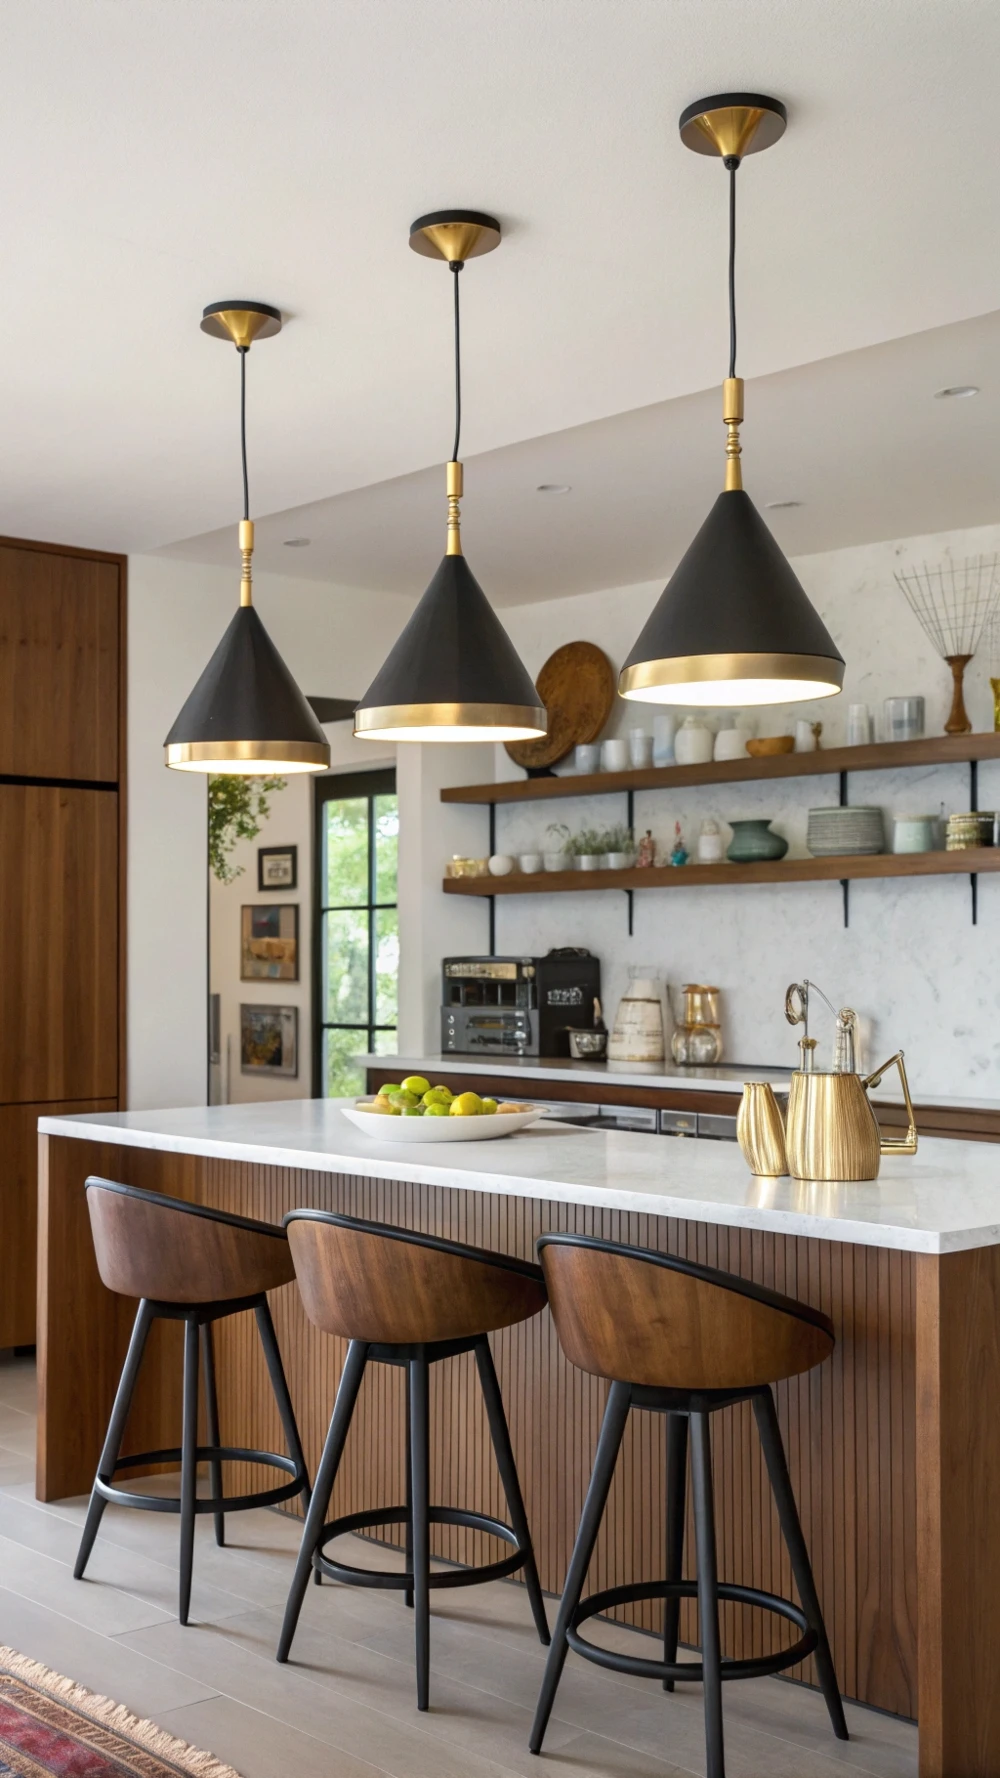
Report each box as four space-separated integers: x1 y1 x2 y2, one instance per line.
726 818 788 863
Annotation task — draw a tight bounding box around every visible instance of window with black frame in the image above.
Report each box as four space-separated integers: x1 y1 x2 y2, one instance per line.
314 768 398 1097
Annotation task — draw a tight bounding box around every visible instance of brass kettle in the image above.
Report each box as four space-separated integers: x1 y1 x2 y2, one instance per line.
737 982 918 1183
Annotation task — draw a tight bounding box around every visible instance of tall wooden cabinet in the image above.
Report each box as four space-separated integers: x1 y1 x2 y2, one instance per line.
0 536 125 1348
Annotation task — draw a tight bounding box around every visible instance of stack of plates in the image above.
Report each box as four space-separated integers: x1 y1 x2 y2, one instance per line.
807 806 884 857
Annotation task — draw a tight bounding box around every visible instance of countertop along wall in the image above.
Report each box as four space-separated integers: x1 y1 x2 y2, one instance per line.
416 521 1000 1099
127 554 407 1110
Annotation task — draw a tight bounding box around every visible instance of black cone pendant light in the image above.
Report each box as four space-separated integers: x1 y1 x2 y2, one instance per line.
619 97 844 708
354 213 546 743
164 302 331 773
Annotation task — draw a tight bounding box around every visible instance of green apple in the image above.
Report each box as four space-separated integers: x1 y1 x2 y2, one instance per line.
401 1075 431 1098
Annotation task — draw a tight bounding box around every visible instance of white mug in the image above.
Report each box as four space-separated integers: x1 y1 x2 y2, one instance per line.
601 737 630 772
628 729 653 768
794 719 816 753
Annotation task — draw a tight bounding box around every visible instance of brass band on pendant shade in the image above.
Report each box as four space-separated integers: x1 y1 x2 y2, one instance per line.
619 94 845 708
164 300 331 774
355 209 545 744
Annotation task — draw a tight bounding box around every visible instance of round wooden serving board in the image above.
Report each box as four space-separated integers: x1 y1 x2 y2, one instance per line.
505 640 616 770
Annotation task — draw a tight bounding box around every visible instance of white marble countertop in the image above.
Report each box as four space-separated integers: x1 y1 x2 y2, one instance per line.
39 1099 1000 1254
358 1053 792 1095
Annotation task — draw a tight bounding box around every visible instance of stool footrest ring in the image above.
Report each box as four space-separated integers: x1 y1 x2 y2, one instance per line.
315 1503 528 1591
567 1579 817 1683
96 1444 305 1516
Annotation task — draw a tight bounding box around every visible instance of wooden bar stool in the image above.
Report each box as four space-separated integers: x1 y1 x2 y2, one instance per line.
277 1210 550 1708
75 1179 310 1625
530 1234 848 1778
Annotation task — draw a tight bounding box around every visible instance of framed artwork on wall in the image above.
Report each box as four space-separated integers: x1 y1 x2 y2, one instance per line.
240 904 299 981
240 1004 298 1077
258 845 297 891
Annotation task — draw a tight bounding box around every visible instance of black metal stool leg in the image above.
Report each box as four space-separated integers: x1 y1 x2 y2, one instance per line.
475 1338 549 1645
662 1409 689 1691
404 1365 414 1609
752 1390 849 1741
410 1353 431 1710
200 1323 225 1548
276 1339 368 1663
75 1300 155 1580
179 1317 200 1625
529 1381 631 1755
690 1410 724 1778
254 1299 310 1508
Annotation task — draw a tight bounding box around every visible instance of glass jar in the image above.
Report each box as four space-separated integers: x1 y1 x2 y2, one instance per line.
670 984 723 1066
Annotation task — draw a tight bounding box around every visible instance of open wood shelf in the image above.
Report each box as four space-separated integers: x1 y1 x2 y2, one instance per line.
439 733 1000 806
443 847 1000 896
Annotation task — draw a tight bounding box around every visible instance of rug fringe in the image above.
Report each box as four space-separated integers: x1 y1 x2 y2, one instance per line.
0 1646 244 1778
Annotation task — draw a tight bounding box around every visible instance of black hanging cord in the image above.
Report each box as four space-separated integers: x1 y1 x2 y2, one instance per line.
238 345 250 521
450 260 463 462
725 156 738 379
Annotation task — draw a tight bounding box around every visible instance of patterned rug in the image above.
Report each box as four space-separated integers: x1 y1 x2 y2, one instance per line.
0 1648 243 1777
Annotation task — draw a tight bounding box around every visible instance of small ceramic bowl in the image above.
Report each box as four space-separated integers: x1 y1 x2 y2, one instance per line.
518 852 543 873
568 1029 608 1060
746 736 795 757
488 854 515 876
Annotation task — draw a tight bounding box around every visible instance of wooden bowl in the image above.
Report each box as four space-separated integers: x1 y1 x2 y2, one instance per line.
746 735 795 757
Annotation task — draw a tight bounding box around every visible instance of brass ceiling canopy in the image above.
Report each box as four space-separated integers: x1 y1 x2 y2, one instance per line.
199 301 282 349
678 92 787 161
408 209 502 263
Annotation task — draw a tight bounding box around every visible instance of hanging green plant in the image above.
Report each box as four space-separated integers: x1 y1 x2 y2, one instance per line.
208 775 287 883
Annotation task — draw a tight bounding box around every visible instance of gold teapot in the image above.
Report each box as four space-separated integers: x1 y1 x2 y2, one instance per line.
737 981 918 1183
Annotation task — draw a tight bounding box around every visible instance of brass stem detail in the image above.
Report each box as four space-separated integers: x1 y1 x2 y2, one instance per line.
446 460 463 556
723 376 744 492
239 518 254 607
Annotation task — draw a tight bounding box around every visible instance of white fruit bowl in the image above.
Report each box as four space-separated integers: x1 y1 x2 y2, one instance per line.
341 1104 542 1143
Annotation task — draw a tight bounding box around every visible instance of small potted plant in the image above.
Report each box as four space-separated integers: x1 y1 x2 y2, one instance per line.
569 828 606 871
601 824 636 870
544 822 571 871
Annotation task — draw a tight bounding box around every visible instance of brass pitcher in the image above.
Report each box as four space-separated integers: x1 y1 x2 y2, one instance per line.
784 1051 917 1181
739 1055 917 1182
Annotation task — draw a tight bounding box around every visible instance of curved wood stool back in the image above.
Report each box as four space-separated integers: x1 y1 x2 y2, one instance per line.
278 1211 550 1708
531 1234 847 1778
75 1179 309 1626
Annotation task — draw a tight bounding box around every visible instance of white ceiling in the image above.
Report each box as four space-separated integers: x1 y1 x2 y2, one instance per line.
1 0 998 563
161 308 1000 604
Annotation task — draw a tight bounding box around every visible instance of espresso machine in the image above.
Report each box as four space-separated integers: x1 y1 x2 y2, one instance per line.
441 950 601 1057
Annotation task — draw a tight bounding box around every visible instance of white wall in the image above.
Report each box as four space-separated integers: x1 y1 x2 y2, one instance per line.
208 728 397 1104
440 521 1000 1097
127 553 410 1109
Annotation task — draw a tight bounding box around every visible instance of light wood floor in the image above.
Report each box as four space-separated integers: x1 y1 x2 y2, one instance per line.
0 1355 916 1778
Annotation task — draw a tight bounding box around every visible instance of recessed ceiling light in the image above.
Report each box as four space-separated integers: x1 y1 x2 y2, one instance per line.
765 499 802 510
283 536 311 547
536 483 571 495
934 385 979 400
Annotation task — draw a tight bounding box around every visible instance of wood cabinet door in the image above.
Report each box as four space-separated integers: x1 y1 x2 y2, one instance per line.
0 545 120 782
0 786 119 1103
0 1100 116 1348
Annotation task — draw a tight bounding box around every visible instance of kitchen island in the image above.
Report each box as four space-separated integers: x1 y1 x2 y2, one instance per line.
37 1101 1000 1777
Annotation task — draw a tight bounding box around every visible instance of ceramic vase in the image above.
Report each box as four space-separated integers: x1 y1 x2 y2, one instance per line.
726 819 788 863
